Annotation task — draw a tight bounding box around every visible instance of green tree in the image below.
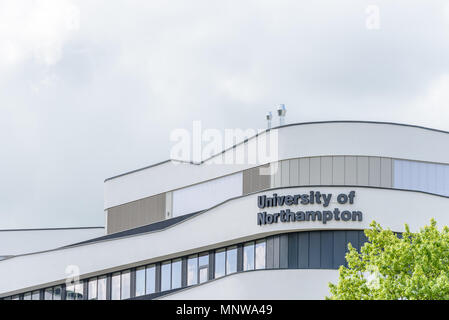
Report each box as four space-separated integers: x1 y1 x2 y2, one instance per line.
328 219 449 300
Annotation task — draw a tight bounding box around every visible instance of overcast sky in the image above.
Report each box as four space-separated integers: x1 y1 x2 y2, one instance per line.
1 0 449 229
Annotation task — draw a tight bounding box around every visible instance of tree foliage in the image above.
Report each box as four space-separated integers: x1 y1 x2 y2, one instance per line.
328 219 449 300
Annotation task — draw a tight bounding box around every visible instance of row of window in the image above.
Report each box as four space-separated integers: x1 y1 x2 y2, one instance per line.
3 240 266 300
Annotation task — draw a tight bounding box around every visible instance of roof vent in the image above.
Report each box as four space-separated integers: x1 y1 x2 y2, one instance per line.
277 104 287 126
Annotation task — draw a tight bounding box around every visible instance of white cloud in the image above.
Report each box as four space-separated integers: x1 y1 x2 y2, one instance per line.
0 0 79 69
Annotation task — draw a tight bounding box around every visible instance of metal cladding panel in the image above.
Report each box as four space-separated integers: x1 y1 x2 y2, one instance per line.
309 157 321 185
344 156 357 185
332 231 346 269
298 232 309 269
279 234 289 269
320 157 333 185
369 157 381 187
266 236 274 269
357 156 369 185
243 165 271 195
320 231 333 269
288 233 298 269
107 193 166 234
299 158 310 185
309 232 321 268
332 156 345 185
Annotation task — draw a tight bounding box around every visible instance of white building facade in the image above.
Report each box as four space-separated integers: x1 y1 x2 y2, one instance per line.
2 121 449 300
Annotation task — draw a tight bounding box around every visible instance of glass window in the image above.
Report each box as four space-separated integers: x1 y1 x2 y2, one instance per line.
23 292 31 300
75 282 84 300
31 290 40 300
135 267 146 297
199 253 209 283
255 240 266 269
171 259 182 289
66 284 75 300
215 249 226 278
161 261 171 292
226 246 237 275
111 272 121 300
97 276 107 300
44 288 53 300
88 278 97 300
146 265 156 294
121 271 131 300
53 286 62 300
187 255 198 286
12 295 20 300
243 242 255 271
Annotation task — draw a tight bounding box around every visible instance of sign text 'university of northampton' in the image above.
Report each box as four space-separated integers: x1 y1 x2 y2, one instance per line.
257 190 363 225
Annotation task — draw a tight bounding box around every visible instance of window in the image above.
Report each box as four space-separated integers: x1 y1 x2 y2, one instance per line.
215 249 226 278
243 242 255 271
23 292 31 300
88 278 97 300
31 290 40 300
146 265 156 294
44 288 53 300
66 284 75 300
97 276 107 300
161 261 171 291
75 282 84 300
187 255 198 286
111 272 121 300
199 254 209 283
226 246 237 275
121 270 131 300
12 295 20 300
394 159 449 196
53 286 62 300
255 240 266 269
171 259 182 289
135 267 145 297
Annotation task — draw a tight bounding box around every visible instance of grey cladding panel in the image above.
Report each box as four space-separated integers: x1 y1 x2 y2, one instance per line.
357 156 369 185
309 157 321 185
298 232 309 268
320 157 333 185
242 164 271 194
380 158 392 188
279 234 289 268
369 157 381 187
344 156 357 185
288 233 298 269
266 236 274 269
281 160 290 187
309 232 321 268
273 236 280 269
107 193 166 234
289 159 299 186
333 231 346 269
332 156 345 185
320 231 333 269
299 158 310 185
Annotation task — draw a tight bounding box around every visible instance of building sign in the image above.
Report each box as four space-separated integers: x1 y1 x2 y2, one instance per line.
257 190 363 225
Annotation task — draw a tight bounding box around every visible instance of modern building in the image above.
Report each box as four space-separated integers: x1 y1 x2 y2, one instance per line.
2 121 449 300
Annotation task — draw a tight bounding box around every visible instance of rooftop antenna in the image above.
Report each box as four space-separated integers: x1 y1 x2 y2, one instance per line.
277 104 287 126
266 111 272 129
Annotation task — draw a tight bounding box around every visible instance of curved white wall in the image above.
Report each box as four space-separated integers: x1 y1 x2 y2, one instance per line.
2 186 449 296
104 122 449 209
158 269 338 300
0 228 104 256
